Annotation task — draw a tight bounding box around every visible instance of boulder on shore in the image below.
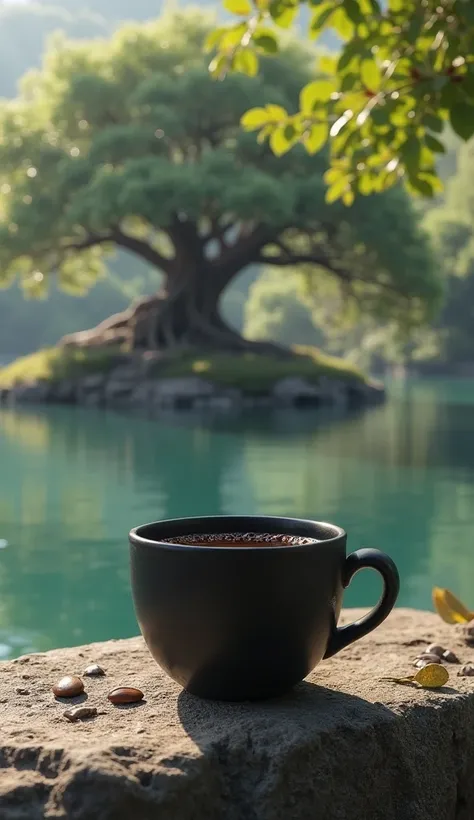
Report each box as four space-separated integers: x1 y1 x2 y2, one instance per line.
1 608 474 819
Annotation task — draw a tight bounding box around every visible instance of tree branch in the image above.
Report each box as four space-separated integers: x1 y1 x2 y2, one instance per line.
213 223 274 278
256 246 406 297
110 228 174 273
61 234 111 253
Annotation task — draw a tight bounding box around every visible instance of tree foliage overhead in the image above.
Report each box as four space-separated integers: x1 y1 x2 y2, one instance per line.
0 10 439 352
420 138 474 363
210 0 474 205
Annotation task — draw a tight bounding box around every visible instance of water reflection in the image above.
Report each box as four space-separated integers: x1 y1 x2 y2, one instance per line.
1 378 474 657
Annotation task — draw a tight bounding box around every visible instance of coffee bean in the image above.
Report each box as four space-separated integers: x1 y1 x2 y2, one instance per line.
108 687 144 705
414 659 435 669
426 644 445 658
64 706 98 723
84 664 106 677
442 649 460 664
52 676 84 698
413 653 443 666
458 663 474 676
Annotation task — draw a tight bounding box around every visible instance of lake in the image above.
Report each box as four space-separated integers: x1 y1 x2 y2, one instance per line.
1 377 473 660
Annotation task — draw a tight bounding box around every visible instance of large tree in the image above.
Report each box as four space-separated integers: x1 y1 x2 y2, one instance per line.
0 11 440 354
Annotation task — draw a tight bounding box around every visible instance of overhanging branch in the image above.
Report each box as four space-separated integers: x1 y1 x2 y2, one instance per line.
256 245 406 298
110 228 174 273
61 228 174 274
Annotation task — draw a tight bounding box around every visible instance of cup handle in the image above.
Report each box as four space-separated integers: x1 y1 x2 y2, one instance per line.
324 548 400 659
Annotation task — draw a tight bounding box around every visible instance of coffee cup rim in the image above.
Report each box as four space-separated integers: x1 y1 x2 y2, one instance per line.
129 515 346 551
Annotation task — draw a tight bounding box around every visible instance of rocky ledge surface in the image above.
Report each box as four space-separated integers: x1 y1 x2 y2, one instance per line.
0 370 384 413
2 609 474 820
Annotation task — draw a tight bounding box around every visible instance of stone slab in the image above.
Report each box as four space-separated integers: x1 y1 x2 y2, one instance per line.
2 609 474 820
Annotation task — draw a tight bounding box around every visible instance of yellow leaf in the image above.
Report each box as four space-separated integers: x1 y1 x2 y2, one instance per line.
300 80 335 113
432 587 474 625
233 49 259 77
381 663 449 689
240 108 270 130
223 0 252 15
265 104 287 121
342 189 355 206
413 664 449 689
269 125 292 156
304 122 328 155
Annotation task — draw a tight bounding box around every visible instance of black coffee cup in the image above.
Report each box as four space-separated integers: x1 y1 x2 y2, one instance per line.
129 515 399 701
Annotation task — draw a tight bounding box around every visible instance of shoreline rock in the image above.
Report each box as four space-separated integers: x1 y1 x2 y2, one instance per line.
1 609 474 819
0 371 384 413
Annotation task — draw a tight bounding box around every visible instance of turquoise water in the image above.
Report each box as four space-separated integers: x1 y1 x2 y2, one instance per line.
1 377 473 659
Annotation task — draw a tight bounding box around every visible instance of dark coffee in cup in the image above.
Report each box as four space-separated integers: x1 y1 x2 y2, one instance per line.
129 515 399 701
162 532 318 548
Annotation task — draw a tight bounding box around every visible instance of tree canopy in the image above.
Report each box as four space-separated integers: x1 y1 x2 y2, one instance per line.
210 0 474 204
0 10 440 352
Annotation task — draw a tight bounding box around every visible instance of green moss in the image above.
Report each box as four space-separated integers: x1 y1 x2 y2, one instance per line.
0 344 367 392
0 346 123 389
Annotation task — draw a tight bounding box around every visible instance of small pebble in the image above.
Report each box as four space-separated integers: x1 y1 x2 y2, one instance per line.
464 620 474 646
52 676 84 698
442 649 460 664
108 687 144 705
64 706 98 723
15 687 29 695
426 644 445 658
458 663 474 677
84 664 106 677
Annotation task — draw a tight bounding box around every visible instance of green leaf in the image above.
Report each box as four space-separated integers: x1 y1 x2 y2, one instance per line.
241 108 270 130
300 80 335 112
232 49 259 77
304 122 329 154
343 0 364 24
357 172 375 195
418 172 443 194
361 58 382 91
219 24 247 50
309 2 335 39
269 0 298 28
319 55 338 74
223 0 252 15
400 135 421 175
269 124 293 156
208 54 228 79
423 113 444 134
204 28 227 53
253 31 279 54
326 175 351 203
330 7 355 40
360 0 380 11
449 101 474 141
338 40 363 73
406 176 434 197
424 134 446 154
340 73 358 92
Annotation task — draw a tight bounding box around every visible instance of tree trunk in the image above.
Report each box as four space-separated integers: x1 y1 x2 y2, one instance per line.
61 265 288 357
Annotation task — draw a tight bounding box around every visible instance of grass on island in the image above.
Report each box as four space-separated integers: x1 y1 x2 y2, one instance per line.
0 343 367 393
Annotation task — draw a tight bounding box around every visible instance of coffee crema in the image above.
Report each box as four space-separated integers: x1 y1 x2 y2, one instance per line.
161 532 317 548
